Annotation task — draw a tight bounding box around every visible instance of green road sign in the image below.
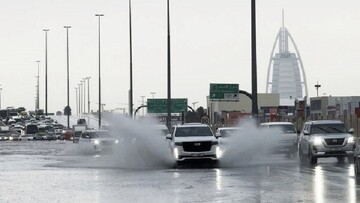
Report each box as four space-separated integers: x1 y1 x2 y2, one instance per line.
209 83 239 100
147 98 188 113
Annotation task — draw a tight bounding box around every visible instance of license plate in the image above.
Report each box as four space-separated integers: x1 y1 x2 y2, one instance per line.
191 153 204 157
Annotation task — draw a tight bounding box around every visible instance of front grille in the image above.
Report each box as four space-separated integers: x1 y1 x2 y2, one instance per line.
101 140 115 145
324 138 345 146
280 139 292 144
182 141 212 152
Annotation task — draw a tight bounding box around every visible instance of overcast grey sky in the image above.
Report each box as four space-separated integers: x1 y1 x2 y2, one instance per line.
1 0 360 113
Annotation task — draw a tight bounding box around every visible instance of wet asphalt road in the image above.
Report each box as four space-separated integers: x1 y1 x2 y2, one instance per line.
1 141 360 203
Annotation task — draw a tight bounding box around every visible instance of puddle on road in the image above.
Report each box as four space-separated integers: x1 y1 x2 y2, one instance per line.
55 116 174 170
51 117 297 170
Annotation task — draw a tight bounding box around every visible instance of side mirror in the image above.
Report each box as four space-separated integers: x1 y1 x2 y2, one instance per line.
349 128 354 134
303 130 310 136
215 133 221 138
165 134 172 140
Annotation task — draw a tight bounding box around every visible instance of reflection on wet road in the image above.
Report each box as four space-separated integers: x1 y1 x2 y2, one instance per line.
1 141 360 202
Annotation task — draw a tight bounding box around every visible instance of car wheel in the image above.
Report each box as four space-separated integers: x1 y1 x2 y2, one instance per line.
309 149 317 164
348 155 355 163
337 157 345 163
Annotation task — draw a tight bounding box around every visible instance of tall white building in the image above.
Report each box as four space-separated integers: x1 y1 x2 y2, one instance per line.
266 10 308 105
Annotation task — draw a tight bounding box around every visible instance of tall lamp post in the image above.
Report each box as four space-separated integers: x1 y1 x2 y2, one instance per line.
315 81 321 97
79 81 83 114
128 0 134 118
251 0 258 117
64 25 71 128
82 78 88 114
75 87 79 115
95 14 104 129
43 29 49 115
84 77 91 113
166 0 172 130
78 83 81 115
36 60 41 110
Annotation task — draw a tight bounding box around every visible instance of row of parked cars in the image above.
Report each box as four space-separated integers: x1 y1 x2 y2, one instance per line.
0 116 67 141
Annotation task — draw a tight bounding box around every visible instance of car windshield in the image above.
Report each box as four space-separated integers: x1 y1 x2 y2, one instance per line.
175 126 213 137
268 124 296 134
88 131 111 138
310 124 347 134
220 129 241 137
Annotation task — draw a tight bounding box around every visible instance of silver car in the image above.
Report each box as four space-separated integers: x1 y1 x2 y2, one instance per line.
298 120 355 164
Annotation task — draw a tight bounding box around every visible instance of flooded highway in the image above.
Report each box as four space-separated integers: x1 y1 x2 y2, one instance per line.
1 141 360 203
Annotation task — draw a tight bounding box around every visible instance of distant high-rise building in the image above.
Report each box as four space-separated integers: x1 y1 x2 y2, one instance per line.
266 10 308 105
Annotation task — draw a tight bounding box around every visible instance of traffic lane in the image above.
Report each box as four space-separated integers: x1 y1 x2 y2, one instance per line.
1 142 360 203
7 160 357 203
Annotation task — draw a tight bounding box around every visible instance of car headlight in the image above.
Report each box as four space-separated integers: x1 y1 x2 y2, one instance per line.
313 137 323 146
173 147 179 159
348 136 355 143
9 137 13 141
115 139 119 144
93 139 101 145
216 146 222 159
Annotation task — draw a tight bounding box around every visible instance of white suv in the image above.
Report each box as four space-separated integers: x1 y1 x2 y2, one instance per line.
298 120 355 164
79 130 119 153
259 122 299 158
166 123 221 164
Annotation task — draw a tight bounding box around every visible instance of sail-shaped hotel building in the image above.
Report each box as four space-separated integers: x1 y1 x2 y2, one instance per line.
266 11 308 105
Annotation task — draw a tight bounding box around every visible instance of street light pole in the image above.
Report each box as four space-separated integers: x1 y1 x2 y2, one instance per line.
43 29 49 116
75 87 79 115
251 0 258 117
315 81 321 97
95 14 104 129
64 25 71 129
78 83 81 115
84 77 91 113
36 60 41 110
79 81 83 114
166 0 172 130
128 0 134 118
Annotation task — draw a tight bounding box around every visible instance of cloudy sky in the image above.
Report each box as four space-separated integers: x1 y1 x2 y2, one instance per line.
1 0 359 113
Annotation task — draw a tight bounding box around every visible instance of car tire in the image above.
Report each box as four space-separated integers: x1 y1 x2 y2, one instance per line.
337 157 345 163
309 149 317 164
348 155 355 163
